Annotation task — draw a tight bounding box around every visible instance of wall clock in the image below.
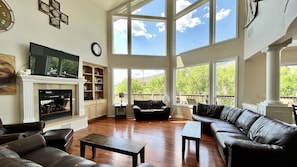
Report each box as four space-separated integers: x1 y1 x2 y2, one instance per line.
0 0 15 32
91 42 102 57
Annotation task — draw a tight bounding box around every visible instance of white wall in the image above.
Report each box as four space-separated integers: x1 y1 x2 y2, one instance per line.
0 0 107 123
243 0 297 105
244 0 297 59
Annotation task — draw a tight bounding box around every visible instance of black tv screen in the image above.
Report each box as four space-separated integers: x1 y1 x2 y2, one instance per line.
29 42 79 78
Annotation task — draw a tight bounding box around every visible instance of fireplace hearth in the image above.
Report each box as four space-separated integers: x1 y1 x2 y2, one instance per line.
39 89 73 121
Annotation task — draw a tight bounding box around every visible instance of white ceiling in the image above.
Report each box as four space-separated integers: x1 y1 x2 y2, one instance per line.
92 0 129 11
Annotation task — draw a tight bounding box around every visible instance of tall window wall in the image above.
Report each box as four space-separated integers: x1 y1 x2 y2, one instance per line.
111 0 237 56
280 65 297 105
110 0 238 106
175 0 237 54
176 59 236 106
113 69 166 104
111 0 166 56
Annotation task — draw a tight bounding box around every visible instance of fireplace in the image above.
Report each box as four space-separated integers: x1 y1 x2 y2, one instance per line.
39 89 73 121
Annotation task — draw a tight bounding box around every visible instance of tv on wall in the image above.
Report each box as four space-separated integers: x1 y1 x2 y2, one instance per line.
29 42 79 78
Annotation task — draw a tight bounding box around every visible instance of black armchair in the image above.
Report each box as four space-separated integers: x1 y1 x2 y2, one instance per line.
0 118 45 144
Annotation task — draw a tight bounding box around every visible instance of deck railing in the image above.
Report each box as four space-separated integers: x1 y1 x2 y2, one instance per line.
114 93 296 106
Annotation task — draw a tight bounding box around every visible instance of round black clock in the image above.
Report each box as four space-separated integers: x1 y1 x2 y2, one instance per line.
91 42 102 57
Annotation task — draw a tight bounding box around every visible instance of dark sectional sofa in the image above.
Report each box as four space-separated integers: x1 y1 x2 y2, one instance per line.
192 103 297 167
133 100 171 121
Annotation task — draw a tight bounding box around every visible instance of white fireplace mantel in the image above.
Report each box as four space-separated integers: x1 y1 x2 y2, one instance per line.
18 74 86 123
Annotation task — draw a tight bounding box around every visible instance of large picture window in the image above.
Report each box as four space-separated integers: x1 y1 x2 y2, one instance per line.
175 0 237 54
131 69 165 102
175 2 210 55
176 59 237 106
176 64 209 104
112 16 128 54
113 69 128 104
131 19 166 56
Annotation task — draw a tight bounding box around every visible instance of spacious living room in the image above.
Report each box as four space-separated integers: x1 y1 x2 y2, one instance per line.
1 0 297 167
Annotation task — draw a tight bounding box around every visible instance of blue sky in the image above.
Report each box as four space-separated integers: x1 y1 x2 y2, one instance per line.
113 0 236 55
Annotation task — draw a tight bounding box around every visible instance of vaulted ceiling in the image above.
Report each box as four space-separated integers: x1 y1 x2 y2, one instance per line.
92 0 129 11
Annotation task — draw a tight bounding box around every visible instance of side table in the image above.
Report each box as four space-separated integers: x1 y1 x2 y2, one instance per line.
115 104 127 119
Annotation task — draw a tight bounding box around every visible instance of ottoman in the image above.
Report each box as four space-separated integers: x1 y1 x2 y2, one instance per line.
43 128 74 151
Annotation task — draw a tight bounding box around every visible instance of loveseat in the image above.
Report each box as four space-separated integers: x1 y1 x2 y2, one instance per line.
133 100 171 121
0 118 45 145
0 134 111 167
192 103 297 167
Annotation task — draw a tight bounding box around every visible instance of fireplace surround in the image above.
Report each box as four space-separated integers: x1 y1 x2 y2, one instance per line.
18 74 87 131
39 89 73 121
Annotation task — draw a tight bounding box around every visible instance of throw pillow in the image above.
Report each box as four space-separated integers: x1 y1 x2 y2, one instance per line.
207 105 224 118
197 103 210 116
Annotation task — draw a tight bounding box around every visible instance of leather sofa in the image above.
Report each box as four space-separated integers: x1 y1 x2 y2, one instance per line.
133 100 171 121
0 118 45 145
0 134 111 167
192 103 297 167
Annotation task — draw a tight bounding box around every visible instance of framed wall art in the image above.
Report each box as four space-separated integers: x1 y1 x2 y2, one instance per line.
60 13 68 25
38 0 68 29
50 17 60 29
38 1 49 14
0 54 16 94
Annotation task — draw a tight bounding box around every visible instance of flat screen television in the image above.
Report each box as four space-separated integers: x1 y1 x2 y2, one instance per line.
29 42 79 78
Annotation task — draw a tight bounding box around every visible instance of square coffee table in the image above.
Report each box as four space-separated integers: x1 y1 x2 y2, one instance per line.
80 133 146 167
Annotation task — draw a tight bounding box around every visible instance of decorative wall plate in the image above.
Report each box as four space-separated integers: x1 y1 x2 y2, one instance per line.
0 0 15 32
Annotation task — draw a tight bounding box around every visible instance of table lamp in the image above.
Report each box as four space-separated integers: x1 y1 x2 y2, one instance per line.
119 92 124 106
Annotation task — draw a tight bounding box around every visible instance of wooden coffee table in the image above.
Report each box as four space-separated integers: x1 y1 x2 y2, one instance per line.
181 120 201 161
80 133 146 167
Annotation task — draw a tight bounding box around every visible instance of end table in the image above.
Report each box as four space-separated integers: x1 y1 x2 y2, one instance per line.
115 104 126 119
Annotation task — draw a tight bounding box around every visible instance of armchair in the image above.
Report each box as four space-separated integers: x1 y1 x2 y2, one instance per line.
0 118 45 145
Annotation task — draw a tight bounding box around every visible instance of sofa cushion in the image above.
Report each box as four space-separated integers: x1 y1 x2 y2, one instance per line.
248 116 297 147
220 106 243 124
47 154 97 167
235 109 261 134
0 145 20 159
196 103 224 119
151 100 165 109
211 122 242 134
0 158 43 167
213 131 249 164
134 100 151 109
23 147 69 167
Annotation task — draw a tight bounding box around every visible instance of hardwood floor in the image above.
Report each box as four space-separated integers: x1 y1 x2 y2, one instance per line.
68 117 226 167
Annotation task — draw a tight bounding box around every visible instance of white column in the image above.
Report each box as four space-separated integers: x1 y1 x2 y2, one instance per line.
263 45 284 105
257 39 293 123
78 79 86 116
19 76 37 122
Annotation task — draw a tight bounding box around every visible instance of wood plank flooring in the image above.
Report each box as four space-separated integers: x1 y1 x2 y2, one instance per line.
68 117 226 167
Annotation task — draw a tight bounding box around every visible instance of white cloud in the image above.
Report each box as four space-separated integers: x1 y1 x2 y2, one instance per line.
176 0 192 13
176 0 205 33
132 20 154 39
156 22 165 32
176 11 203 33
216 8 231 21
114 19 127 38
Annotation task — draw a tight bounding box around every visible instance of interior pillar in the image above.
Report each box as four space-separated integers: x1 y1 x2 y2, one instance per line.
257 39 293 123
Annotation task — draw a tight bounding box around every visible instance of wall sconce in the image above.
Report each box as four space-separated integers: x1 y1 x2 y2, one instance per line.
119 92 124 106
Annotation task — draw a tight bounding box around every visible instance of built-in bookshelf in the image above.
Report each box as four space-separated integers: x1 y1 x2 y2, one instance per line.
83 62 107 120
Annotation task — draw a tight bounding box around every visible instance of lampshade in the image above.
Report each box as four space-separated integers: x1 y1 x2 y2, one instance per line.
162 94 170 106
119 92 124 98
